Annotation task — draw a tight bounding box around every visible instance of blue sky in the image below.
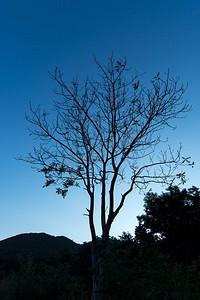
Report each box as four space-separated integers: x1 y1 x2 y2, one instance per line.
1 0 200 243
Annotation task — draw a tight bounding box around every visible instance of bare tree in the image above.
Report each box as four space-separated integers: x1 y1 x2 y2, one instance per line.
22 55 191 300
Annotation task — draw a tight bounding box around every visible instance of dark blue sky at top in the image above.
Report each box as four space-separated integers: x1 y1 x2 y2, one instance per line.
1 0 200 243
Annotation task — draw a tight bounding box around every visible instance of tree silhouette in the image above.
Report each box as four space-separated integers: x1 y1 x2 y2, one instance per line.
22 55 191 299
135 186 200 262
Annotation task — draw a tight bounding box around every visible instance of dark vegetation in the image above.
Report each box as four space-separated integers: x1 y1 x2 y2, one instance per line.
1 186 200 299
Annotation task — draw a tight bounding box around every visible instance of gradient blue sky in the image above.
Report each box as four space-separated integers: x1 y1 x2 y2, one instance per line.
1 0 200 243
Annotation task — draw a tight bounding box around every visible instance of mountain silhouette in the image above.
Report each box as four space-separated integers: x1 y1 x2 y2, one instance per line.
0 233 79 260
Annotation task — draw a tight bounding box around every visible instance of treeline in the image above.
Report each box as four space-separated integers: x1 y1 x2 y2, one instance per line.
1 185 200 299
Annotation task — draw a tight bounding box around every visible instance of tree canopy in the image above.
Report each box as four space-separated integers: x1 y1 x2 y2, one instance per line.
135 186 200 262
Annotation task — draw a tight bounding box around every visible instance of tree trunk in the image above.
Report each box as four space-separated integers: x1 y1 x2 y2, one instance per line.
91 242 106 300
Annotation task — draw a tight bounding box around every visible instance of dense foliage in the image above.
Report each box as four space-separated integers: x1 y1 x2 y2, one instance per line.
135 185 200 263
1 186 200 299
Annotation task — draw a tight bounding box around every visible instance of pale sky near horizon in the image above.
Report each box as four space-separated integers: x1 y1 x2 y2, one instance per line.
1 0 200 243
